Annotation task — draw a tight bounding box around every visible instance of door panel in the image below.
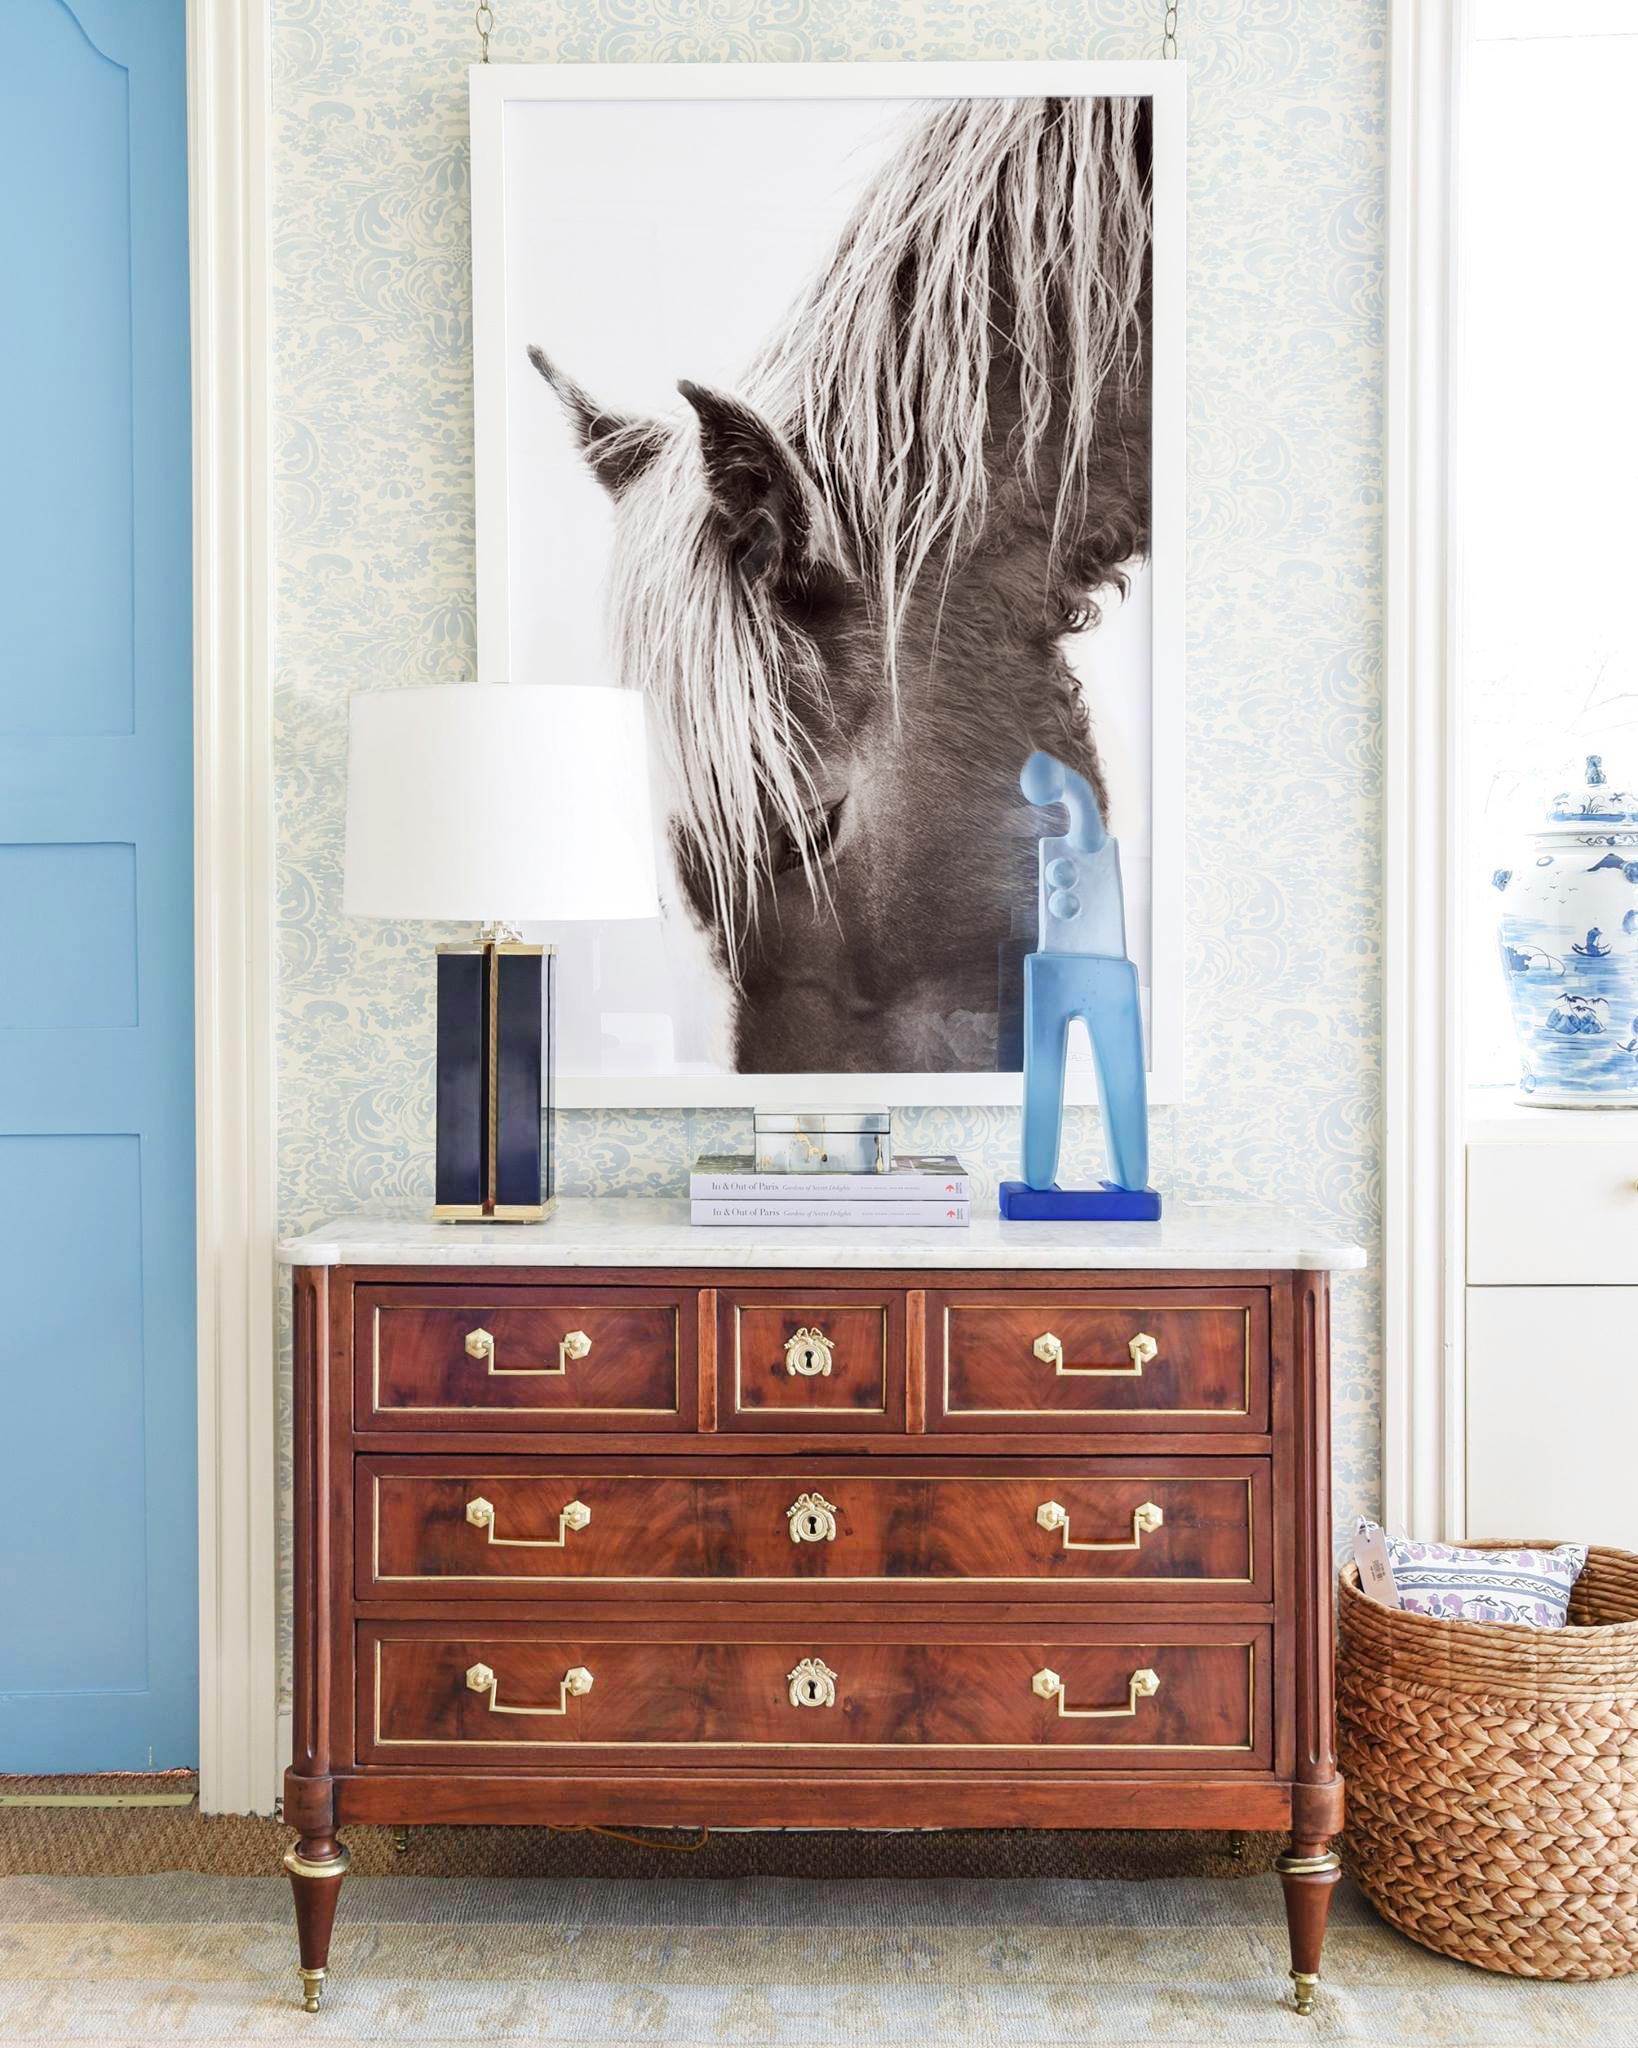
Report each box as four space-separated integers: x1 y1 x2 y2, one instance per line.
0 1137 149 1694
0 0 195 1771
1 0 135 736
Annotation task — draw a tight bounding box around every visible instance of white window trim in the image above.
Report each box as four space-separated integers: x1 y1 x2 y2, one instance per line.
1382 0 1467 1540
188 0 280 1815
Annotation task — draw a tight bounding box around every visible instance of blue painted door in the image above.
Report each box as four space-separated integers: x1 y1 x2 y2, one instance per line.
0 0 196 1770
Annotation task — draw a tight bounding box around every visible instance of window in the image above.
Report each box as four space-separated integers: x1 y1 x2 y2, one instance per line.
1461 1 1638 1081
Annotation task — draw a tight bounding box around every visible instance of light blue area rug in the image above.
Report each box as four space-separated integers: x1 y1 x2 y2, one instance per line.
3 1874 1636 2046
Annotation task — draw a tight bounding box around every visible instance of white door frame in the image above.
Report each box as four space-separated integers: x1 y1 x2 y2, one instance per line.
188 0 280 1815
1382 0 1467 1541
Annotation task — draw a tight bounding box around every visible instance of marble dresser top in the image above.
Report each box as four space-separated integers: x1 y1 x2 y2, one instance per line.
279 1198 1366 1272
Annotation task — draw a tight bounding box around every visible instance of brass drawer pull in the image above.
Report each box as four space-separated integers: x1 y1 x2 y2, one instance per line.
465 1495 591 1549
464 1661 593 1717
784 1326 834 1377
1036 1499 1164 1550
1032 1666 1161 1718
464 1326 591 1376
787 1493 839 1544
787 1656 838 1707
1033 1330 1158 1377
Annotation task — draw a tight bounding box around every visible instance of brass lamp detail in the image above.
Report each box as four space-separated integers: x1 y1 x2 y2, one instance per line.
1032 1665 1161 1718
464 1326 591 1375
465 1494 591 1550
1033 1329 1158 1376
1036 1498 1164 1551
464 1662 593 1717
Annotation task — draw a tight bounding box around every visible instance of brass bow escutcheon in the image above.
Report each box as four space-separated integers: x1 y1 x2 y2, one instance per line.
784 1326 835 1377
787 1493 839 1543
787 1657 838 1708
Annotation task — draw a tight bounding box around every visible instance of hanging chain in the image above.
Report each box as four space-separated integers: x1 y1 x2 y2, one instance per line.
1160 0 1180 59
475 1 495 62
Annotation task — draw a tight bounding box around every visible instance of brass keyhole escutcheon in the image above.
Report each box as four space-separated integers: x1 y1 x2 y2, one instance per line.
784 1326 834 1378
786 1492 839 1544
786 1656 838 1708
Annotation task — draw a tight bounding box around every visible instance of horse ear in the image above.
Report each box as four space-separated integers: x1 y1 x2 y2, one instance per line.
527 346 666 500
678 380 834 591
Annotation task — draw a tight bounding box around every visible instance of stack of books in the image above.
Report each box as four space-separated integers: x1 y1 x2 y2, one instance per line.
689 1154 971 1227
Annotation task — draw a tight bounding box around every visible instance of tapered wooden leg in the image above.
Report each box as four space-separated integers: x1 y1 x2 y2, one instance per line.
283 1835 351 2011
1276 1840 1342 2015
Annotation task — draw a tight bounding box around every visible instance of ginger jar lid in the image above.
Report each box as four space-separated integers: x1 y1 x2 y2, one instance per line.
1544 754 1638 828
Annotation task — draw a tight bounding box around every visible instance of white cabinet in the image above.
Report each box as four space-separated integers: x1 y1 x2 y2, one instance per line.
1465 1287 1638 1547
1466 1095 1638 1546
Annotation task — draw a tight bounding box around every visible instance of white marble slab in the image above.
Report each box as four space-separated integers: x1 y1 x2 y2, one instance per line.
278 1198 1366 1272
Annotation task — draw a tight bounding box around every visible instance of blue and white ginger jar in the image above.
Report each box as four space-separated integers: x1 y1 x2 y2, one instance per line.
1493 754 1638 1107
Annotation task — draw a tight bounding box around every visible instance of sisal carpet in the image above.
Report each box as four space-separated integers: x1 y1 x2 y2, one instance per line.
0 1777 1278 1881
5 1872 1637 2048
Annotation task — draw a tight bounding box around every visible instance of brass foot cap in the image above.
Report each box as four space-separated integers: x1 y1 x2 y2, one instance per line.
283 1843 353 1882
1290 1969 1319 2016
298 1966 325 2014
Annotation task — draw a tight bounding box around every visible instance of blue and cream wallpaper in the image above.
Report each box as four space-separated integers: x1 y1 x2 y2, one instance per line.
273 0 1385 1688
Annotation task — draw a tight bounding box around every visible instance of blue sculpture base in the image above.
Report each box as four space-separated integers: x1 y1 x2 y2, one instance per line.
998 1180 1163 1222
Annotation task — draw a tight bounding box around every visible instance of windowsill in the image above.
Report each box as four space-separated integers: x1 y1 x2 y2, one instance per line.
1467 1083 1638 1141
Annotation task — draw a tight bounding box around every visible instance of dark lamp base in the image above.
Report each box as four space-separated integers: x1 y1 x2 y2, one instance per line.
434 942 554 1222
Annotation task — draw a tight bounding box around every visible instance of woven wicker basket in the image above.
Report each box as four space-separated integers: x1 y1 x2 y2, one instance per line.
1338 1543 1638 1979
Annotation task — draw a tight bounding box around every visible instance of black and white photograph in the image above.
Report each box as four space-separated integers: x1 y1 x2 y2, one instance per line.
472 63 1184 1106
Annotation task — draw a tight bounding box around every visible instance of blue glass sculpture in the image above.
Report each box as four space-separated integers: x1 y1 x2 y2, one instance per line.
998 752 1162 1222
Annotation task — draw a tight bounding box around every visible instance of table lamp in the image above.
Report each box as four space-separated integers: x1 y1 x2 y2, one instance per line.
343 683 659 1221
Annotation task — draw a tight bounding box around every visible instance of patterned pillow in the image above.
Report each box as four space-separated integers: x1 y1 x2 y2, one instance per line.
1383 1532 1588 1629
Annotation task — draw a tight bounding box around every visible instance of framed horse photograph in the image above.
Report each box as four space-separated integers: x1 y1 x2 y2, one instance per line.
471 62 1185 1108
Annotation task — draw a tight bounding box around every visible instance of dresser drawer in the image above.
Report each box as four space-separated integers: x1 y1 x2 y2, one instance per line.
718 1288 906 1432
356 1285 695 1431
359 1457 1270 1600
360 1622 1271 1769
929 1290 1268 1433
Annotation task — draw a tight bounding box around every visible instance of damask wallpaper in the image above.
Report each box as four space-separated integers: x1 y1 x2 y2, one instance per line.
272 0 1385 1692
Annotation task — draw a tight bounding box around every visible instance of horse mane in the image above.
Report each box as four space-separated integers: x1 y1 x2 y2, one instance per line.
606 95 1152 965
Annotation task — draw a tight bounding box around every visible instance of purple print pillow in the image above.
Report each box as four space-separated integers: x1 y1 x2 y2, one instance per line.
1384 1534 1588 1629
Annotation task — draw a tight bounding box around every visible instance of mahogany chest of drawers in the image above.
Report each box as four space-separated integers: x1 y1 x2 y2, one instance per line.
279 1204 1362 2016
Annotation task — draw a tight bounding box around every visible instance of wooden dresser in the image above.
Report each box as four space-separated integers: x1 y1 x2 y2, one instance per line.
279 1201 1364 2016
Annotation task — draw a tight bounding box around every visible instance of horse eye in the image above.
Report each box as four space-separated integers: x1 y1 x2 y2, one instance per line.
1061 602 1093 635
771 796 846 877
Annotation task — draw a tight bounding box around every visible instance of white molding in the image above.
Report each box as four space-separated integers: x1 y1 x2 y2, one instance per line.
1382 0 1467 1540
188 0 280 1814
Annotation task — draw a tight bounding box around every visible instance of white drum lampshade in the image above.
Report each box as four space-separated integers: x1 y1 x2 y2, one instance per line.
343 682 659 924
342 683 660 1222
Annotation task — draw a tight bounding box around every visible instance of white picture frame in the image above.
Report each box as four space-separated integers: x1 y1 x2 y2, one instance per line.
471 61 1186 1109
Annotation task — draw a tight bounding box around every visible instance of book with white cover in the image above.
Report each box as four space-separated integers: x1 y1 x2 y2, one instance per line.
689 1154 970 1202
690 1198 970 1227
